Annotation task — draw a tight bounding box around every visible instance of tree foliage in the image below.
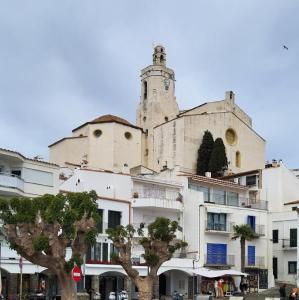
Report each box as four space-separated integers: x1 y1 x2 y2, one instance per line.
106 217 187 300
208 137 228 177
0 191 100 300
196 130 214 175
232 224 259 272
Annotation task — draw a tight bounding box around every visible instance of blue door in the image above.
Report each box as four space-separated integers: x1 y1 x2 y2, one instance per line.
247 216 256 231
248 245 255 265
207 243 227 265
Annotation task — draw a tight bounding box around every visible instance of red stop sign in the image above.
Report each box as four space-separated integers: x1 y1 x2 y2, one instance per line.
72 266 82 282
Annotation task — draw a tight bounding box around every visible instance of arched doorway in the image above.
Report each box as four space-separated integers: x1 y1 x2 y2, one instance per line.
99 271 126 300
158 269 193 298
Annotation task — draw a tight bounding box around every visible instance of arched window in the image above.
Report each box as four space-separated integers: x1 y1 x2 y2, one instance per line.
236 151 241 168
143 81 147 100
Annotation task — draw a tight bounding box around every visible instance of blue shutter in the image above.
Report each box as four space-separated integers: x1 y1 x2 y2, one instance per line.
248 245 255 265
207 243 227 265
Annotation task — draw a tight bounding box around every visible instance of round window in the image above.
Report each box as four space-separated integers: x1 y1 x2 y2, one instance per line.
93 129 102 137
225 128 237 145
124 132 132 140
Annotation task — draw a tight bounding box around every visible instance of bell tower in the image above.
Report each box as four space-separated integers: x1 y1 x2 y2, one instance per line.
136 45 179 169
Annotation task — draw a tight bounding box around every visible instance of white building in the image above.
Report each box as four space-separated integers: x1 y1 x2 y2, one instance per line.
0 147 60 300
223 160 299 285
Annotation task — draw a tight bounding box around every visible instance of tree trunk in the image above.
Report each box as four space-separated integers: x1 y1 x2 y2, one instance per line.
136 278 153 300
57 271 77 300
240 237 245 273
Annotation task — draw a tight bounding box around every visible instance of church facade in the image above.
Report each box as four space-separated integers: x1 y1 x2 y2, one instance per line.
49 46 266 176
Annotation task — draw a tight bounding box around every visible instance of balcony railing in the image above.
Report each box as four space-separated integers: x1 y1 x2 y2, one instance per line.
132 188 181 202
254 224 266 236
282 239 297 250
0 173 24 191
205 222 235 233
173 251 197 259
245 256 265 267
204 195 267 210
204 254 235 266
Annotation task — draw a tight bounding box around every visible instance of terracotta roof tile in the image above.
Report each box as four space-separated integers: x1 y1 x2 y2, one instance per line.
72 114 142 132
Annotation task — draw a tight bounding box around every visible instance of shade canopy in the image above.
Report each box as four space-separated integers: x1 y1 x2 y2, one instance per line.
193 267 247 278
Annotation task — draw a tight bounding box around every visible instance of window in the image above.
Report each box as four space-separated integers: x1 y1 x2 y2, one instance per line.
124 132 132 140
93 129 102 137
207 243 227 265
225 128 237 145
11 170 21 177
143 81 147 99
227 192 239 206
292 206 297 211
246 175 257 186
288 261 297 274
272 230 279 243
247 216 256 231
236 151 241 168
188 184 210 202
97 209 103 233
207 213 227 231
108 210 121 229
102 243 109 261
248 245 255 266
290 228 297 247
164 116 168 122
213 189 226 205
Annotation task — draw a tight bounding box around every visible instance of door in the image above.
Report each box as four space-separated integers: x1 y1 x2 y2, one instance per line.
273 257 278 279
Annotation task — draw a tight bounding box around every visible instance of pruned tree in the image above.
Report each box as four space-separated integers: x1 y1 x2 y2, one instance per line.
0 191 99 300
208 137 228 177
106 217 187 300
231 224 259 272
196 130 214 175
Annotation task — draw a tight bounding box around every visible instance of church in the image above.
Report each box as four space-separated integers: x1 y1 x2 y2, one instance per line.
49 46 265 175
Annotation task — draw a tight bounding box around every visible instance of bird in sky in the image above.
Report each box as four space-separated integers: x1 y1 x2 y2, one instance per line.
283 45 289 50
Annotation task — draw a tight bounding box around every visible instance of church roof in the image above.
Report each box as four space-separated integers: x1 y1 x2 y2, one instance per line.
72 114 142 132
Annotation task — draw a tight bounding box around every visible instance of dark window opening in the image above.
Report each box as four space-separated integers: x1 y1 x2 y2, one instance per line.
108 210 121 229
143 81 147 100
246 175 257 186
272 229 278 243
165 116 169 122
11 170 21 177
288 261 297 274
290 228 297 247
97 209 103 233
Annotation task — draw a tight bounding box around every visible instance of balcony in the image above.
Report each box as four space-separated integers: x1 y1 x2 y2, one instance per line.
0 173 24 192
204 195 268 210
254 224 266 236
245 256 265 268
173 251 197 259
282 239 297 251
132 188 183 211
205 222 235 235
204 254 235 267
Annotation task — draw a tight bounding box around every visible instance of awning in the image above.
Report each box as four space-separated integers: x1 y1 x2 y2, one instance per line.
193 267 247 278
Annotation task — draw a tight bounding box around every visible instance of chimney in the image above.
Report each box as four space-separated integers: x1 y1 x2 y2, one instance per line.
272 159 278 168
122 163 130 174
205 172 211 178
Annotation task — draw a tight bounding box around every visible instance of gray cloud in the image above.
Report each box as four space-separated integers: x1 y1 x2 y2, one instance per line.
0 0 298 167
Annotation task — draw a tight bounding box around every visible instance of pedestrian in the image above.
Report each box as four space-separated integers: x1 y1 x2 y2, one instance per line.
279 284 286 299
239 277 245 294
214 279 219 298
289 292 296 300
217 278 224 299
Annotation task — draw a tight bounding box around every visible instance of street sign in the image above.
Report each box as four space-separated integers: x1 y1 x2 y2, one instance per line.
72 266 82 282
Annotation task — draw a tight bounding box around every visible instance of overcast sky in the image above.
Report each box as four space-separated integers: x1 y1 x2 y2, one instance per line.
0 1 298 168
